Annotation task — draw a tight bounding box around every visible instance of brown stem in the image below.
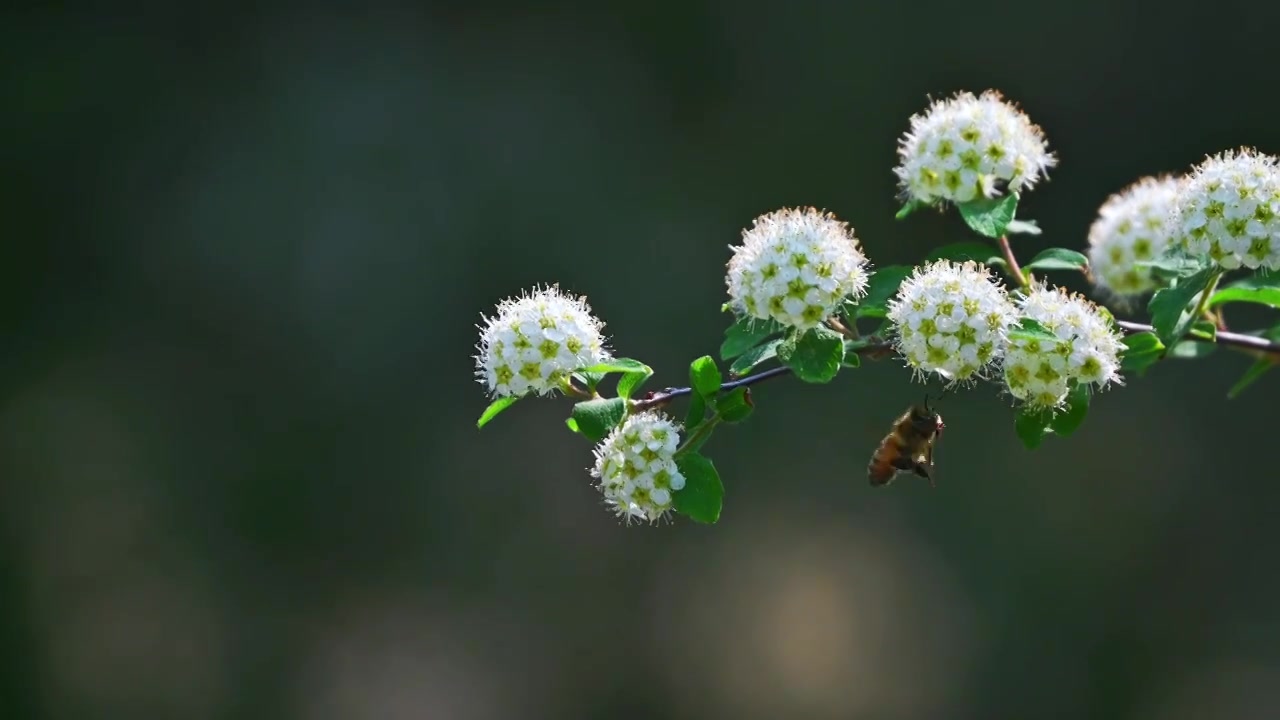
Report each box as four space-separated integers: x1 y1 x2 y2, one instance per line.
998 235 1029 288
1115 320 1280 358
631 337 894 412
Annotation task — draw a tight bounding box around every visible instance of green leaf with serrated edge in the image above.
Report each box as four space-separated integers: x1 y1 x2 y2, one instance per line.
895 199 924 220
1148 267 1218 346
1206 286 1280 310
617 369 651 400
1024 248 1090 272
1228 357 1275 398
1168 340 1216 359
1006 218 1042 235
1008 317 1063 344
690 355 722 399
1050 385 1090 437
715 387 753 423
1119 332 1165 376
569 397 627 443
582 358 651 375
776 325 845 384
956 193 1019 238
1014 405 1053 449
574 370 607 394
720 316 783 361
854 265 914 319
729 338 781 376
673 453 724 524
925 241 1005 266
476 396 519 429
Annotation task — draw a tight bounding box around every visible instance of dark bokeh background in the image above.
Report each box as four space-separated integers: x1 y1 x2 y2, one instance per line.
6 4 1280 719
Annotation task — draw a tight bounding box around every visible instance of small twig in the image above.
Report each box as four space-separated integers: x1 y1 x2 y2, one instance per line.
998 235 1029 288
632 338 894 412
825 316 859 339
633 365 790 411
676 416 722 454
1191 270 1224 322
1115 319 1280 357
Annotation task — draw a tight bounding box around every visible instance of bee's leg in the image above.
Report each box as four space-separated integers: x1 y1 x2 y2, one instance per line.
910 461 936 488
890 455 916 472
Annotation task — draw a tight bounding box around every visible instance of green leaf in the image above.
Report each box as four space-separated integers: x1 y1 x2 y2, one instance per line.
1014 405 1054 450
1119 331 1165 376
1050 384 1090 437
776 325 845 384
1206 284 1280 310
1148 267 1219 347
1008 317 1062 345
1228 357 1276 398
853 265 914 319
573 371 607 394
690 355 722 399
720 316 783 361
1168 339 1216 359
685 393 707 430
714 387 753 423
1015 385 1090 448
842 351 861 368
476 396 519 429
617 368 652 400
1136 253 1211 282
569 397 627 442
582 358 651 375
925 241 1005 266
565 417 579 433
895 199 924 220
729 338 781 376
956 193 1019 238
1024 248 1090 272
1005 218 1042 235
673 453 724 524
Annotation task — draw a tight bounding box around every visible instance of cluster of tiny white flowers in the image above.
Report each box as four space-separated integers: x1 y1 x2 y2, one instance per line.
1003 284 1125 410
1087 175 1184 301
590 411 686 524
886 260 1019 383
474 285 611 398
1172 148 1280 271
895 90 1056 205
725 207 871 330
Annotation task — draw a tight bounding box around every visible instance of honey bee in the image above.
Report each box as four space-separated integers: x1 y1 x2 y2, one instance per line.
867 395 946 487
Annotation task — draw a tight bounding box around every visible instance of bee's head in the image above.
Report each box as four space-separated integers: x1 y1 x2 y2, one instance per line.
917 392 946 435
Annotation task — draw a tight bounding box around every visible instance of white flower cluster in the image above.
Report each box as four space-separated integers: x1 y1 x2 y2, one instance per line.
726 207 871 330
895 90 1056 205
590 412 687 524
1173 148 1280 271
1087 175 1183 301
886 260 1019 383
474 285 610 398
1003 284 1125 410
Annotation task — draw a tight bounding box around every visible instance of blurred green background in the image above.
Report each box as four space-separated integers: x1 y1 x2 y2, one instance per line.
5 4 1280 719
